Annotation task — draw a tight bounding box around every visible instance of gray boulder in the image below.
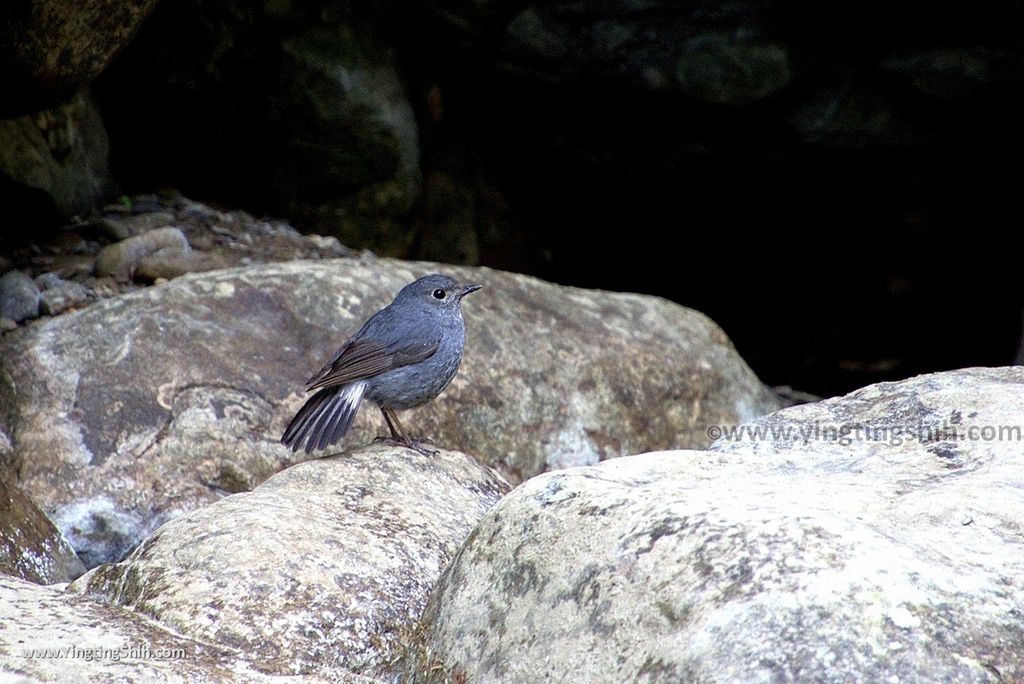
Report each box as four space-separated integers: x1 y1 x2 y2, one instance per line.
0 270 40 322
72 446 509 679
0 480 84 584
406 368 1024 682
710 366 1024 464
0 575 333 683
0 258 777 567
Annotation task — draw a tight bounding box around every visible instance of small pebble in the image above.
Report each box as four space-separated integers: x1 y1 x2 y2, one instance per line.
42 231 88 253
89 276 120 298
101 202 132 215
34 272 63 290
125 212 176 233
46 254 96 280
38 278 93 316
135 248 227 283
0 270 41 322
92 217 134 241
94 227 190 280
129 195 164 214
0 317 17 332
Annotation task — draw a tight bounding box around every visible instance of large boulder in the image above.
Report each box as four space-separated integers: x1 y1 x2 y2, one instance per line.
404 368 1024 682
709 366 1023 463
0 257 777 567
0 0 158 116
71 446 509 679
0 575 334 683
0 480 84 584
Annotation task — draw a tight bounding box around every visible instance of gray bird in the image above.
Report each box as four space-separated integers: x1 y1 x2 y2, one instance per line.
282 273 481 454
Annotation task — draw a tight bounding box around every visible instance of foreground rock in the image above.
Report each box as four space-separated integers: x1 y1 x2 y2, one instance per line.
72 446 508 679
0 575 331 683
0 256 777 566
406 369 1024 682
710 366 1024 465
0 480 84 584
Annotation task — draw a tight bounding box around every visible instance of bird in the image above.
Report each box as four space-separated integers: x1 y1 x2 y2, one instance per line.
281 273 481 455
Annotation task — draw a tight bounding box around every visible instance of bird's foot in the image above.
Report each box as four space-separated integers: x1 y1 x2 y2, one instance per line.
374 436 439 456
408 439 439 456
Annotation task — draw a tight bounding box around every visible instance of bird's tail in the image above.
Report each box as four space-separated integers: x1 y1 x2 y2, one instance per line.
281 381 367 454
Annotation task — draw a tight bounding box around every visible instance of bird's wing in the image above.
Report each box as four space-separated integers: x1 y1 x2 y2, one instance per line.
305 334 440 391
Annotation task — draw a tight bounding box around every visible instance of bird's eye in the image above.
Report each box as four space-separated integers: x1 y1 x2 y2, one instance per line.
432 288 446 300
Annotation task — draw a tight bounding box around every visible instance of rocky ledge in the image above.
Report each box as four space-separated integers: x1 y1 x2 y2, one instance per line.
2 368 1020 682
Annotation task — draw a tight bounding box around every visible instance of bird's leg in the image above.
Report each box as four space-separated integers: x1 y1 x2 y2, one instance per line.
380 407 404 441
377 407 438 456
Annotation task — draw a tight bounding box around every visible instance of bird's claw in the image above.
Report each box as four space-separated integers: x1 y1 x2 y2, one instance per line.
374 436 439 456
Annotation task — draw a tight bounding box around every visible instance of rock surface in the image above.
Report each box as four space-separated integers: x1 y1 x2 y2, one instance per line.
0 256 777 566
0 193 353 331
406 368 1024 682
0 271 40 322
0 575 332 683
0 0 158 115
0 480 84 584
94 226 190 280
0 90 116 221
710 366 1024 464
37 276 94 316
72 445 509 679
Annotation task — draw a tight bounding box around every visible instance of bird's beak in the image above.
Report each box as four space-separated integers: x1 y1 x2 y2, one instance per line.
459 283 483 298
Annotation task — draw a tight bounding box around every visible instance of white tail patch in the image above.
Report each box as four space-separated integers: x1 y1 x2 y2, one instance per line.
342 380 367 415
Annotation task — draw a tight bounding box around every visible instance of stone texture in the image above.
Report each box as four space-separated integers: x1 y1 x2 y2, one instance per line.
500 6 791 105
37 275 94 316
0 0 158 115
406 368 1024 682
2 194 352 322
72 445 509 679
709 366 1024 463
0 271 40 322
0 257 777 566
0 575 334 683
0 90 116 220
94 226 190 280
134 247 228 282
0 480 84 584
272 22 422 245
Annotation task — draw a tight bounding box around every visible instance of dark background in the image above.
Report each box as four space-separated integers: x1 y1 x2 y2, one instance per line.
6 0 1024 397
